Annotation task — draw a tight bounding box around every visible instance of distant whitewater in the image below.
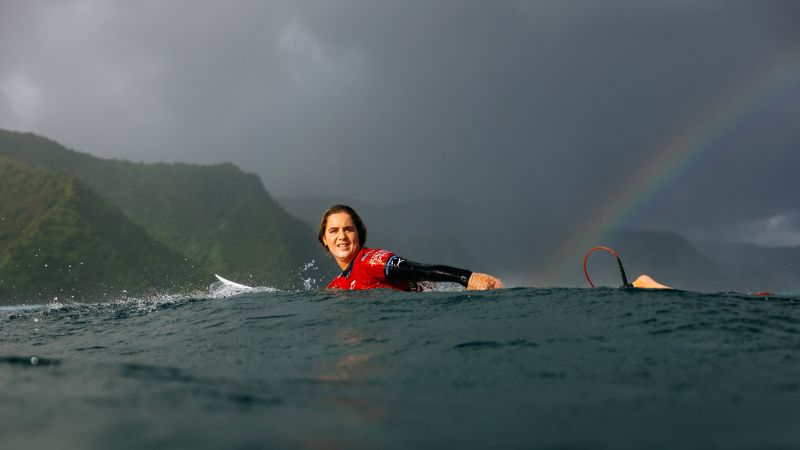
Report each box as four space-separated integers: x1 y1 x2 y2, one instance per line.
1 287 799 449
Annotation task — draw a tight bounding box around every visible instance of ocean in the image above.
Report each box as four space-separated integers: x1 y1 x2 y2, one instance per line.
1 285 799 449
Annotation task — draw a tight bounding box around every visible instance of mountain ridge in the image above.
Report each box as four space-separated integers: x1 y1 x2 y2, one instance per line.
0 128 322 301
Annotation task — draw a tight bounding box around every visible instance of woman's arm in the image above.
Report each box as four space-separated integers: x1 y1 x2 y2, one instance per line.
385 256 504 290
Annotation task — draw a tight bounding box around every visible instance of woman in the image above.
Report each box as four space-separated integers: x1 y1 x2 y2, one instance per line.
319 204 504 291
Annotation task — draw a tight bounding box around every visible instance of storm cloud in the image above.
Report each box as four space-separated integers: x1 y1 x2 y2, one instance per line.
1 0 799 246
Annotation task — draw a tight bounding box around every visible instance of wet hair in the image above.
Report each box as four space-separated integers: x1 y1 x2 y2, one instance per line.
318 204 367 252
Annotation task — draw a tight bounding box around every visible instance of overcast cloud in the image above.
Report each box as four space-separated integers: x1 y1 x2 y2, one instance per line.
1 0 799 245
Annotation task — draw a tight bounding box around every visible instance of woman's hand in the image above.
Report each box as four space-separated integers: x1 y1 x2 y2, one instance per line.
467 272 504 290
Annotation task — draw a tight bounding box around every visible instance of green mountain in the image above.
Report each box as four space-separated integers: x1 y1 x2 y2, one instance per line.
0 128 321 292
0 157 206 303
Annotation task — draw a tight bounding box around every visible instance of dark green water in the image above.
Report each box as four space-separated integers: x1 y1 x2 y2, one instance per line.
1 287 799 449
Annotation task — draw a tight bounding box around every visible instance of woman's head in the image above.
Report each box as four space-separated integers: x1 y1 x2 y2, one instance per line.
318 205 367 259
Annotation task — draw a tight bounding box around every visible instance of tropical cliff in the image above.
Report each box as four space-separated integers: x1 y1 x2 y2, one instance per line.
0 129 321 303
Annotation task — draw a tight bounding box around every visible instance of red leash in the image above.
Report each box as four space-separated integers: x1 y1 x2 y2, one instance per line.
584 246 632 288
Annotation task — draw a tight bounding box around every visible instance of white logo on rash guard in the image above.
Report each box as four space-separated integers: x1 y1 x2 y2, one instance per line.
367 250 391 266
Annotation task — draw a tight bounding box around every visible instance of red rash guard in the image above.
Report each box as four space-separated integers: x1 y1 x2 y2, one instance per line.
327 247 472 291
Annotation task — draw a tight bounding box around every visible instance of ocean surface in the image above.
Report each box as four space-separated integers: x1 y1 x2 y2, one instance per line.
1 285 799 450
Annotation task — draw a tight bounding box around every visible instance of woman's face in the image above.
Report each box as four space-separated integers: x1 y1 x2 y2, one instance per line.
322 212 361 266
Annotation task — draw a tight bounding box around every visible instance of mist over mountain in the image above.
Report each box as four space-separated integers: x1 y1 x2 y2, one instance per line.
695 241 800 293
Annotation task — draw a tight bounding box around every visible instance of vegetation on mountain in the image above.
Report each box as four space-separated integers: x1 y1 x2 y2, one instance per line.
0 157 207 302
0 128 321 302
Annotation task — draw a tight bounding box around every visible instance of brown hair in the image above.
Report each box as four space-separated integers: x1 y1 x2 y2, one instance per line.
318 204 367 252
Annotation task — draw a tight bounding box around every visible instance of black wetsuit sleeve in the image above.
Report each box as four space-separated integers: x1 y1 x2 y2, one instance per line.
385 255 472 287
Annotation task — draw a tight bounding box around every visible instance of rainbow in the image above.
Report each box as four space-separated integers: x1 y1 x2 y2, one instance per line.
546 51 800 285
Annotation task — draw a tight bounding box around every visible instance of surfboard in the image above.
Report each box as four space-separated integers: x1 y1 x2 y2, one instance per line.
214 274 253 290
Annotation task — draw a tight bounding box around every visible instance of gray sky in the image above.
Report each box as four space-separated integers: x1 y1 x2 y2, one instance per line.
1 0 799 245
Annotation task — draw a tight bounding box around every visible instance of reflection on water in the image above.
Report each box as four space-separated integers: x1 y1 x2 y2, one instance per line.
317 323 385 426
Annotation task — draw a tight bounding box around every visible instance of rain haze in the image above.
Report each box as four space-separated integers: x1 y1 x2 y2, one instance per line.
1 0 799 285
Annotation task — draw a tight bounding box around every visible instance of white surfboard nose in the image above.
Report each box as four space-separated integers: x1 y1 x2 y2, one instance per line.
214 274 253 289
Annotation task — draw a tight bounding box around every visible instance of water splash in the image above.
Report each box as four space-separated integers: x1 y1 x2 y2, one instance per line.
207 281 277 299
297 259 322 290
